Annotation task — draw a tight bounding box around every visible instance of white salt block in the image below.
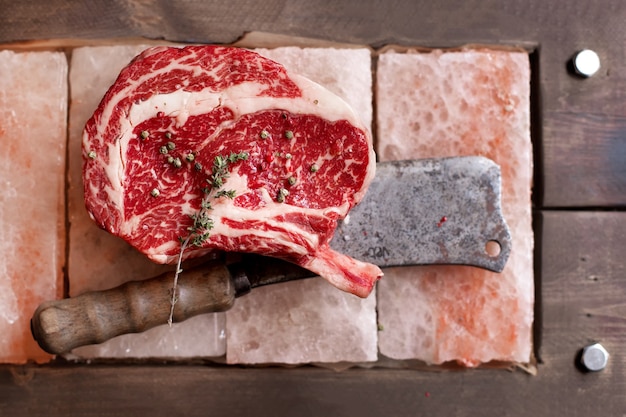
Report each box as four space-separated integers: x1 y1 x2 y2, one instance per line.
376 49 534 366
67 45 225 359
0 50 67 363
69 313 226 359
226 279 377 364
225 47 377 364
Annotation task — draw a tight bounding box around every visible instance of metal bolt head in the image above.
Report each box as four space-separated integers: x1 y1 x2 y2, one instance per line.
581 343 609 371
573 49 601 77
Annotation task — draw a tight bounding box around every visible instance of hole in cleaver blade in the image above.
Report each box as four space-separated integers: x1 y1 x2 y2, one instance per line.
330 156 512 273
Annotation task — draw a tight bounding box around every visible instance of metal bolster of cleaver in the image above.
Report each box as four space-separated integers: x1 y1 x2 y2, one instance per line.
31 155 512 354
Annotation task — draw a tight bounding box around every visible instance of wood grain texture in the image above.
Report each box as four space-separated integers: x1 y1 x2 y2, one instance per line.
1 211 625 416
542 112 626 207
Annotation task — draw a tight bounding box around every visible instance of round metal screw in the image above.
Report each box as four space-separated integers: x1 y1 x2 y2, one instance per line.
572 49 601 77
580 343 609 372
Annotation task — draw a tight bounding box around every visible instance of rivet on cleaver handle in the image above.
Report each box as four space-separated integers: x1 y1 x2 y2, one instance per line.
330 156 512 273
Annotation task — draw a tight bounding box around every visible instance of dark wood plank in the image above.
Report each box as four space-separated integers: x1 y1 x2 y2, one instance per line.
0 365 532 417
539 210 626 341
1 211 625 416
536 211 626 389
542 112 626 207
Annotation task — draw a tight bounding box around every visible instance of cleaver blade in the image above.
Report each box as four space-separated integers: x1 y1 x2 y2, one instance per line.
331 155 512 273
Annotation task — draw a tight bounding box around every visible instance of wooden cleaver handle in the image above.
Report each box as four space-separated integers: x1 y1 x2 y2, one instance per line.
31 263 237 354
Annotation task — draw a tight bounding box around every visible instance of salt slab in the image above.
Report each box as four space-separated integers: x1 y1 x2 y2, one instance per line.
227 279 377 364
375 49 534 366
225 47 378 364
0 50 67 363
67 45 225 359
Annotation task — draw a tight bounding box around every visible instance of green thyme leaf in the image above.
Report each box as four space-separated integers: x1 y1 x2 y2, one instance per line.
215 189 237 199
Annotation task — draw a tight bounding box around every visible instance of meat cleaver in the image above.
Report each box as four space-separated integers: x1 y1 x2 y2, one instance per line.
31 155 512 354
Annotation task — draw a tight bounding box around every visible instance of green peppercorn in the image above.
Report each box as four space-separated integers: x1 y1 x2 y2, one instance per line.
150 188 160 197
140 130 149 139
159 146 168 155
186 153 195 162
284 130 294 139
172 157 182 168
260 130 269 139
87 150 97 159
167 141 176 150
288 176 297 186
310 164 319 173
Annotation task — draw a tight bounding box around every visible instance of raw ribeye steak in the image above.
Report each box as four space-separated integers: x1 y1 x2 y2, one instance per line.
82 45 382 297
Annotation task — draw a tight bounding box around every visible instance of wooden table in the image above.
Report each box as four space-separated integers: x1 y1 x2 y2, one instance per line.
1 1 624 415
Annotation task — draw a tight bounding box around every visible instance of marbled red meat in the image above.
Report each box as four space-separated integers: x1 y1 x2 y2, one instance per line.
82 45 381 297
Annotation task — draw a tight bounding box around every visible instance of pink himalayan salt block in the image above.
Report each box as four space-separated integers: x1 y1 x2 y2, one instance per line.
227 279 377 364
375 49 534 366
225 47 378 365
67 45 225 359
0 50 67 363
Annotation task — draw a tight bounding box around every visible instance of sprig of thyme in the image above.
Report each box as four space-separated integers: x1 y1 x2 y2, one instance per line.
168 151 249 326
